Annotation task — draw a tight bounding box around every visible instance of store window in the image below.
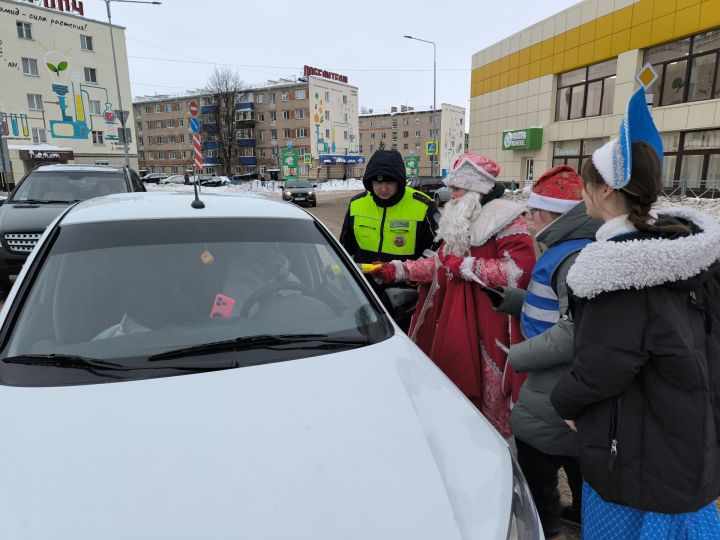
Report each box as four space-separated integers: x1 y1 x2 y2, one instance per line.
555 59 616 121
644 29 720 107
552 138 607 172
660 129 720 194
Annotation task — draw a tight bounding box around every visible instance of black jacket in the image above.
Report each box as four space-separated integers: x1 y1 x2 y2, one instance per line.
551 208 720 513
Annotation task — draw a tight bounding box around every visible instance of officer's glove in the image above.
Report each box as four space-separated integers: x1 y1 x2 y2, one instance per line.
368 261 404 285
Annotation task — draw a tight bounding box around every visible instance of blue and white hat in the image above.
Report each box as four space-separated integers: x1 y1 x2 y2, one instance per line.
591 87 663 189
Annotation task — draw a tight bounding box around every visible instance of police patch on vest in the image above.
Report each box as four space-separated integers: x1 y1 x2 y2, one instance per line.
394 236 406 247
390 221 409 228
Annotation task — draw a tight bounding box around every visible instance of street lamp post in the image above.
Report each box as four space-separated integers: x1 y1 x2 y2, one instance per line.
105 0 161 169
404 35 436 177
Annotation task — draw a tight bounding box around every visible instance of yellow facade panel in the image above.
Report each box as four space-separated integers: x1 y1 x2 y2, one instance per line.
565 27 580 49
580 20 597 44
651 13 676 44
500 72 509 89
676 0 700 8
509 52 520 70
654 0 677 19
528 60 541 79
612 6 633 32
611 29 631 55
518 63 530 82
595 14 613 38
541 55 554 75
699 0 720 30
542 38 555 59
632 0 654 26
629 20 653 49
673 4 701 38
501 55 510 73
554 33 566 54
490 76 501 92
593 35 612 62
563 47 579 71
491 60 501 76
518 47 531 66
553 53 565 72
530 43 543 62
578 41 595 66
508 69 519 86
483 79 491 94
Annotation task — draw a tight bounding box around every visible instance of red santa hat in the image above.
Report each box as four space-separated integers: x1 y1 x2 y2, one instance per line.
527 165 583 214
443 153 500 195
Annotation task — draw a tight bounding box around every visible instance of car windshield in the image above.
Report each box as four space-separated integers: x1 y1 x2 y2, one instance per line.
2 218 390 384
11 171 127 203
285 181 311 188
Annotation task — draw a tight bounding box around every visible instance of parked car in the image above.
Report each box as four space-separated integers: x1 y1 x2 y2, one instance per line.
0 164 145 291
0 191 541 540
141 173 168 184
159 175 187 185
282 179 317 207
198 175 230 187
434 185 452 207
407 177 444 196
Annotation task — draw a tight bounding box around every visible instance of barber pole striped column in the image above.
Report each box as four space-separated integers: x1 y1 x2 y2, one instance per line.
193 133 203 171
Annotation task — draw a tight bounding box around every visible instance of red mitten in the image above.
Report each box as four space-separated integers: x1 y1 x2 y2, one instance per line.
369 262 396 285
443 254 463 280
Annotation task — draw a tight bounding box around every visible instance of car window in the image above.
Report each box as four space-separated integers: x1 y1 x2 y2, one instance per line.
285 181 311 188
2 218 391 384
129 170 145 192
11 172 128 202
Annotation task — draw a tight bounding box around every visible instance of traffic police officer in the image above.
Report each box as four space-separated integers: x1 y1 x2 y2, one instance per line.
340 150 440 264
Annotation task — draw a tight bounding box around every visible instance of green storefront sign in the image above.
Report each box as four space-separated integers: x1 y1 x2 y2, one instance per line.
404 155 419 179
502 128 543 151
281 148 298 179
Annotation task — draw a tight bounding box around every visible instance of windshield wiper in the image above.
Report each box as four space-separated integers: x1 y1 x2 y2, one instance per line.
2 354 128 370
11 199 50 204
149 333 368 361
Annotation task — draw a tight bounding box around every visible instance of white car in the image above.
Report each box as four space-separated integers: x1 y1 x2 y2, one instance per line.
159 174 187 185
0 192 541 540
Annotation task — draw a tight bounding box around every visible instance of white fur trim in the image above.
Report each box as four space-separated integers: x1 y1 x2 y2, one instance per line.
503 251 523 288
443 158 496 194
528 192 581 214
391 260 407 283
409 254 442 342
567 207 720 299
459 256 478 281
469 199 525 247
591 138 617 188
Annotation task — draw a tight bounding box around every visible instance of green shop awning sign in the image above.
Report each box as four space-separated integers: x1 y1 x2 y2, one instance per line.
502 128 543 151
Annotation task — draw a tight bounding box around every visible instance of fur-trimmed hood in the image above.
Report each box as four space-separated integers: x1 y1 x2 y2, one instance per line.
469 198 525 247
567 207 720 299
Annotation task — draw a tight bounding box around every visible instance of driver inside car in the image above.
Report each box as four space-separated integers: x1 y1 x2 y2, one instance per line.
219 242 300 318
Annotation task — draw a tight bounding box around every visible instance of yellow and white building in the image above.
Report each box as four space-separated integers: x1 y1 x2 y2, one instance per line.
470 0 720 195
0 0 136 186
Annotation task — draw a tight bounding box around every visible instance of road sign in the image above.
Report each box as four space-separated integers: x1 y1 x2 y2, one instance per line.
113 109 129 126
190 117 201 133
425 141 438 156
193 133 203 171
189 100 199 117
303 153 312 164
635 63 659 90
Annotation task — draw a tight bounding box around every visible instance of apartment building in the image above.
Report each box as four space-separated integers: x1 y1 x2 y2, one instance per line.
470 0 720 196
133 71 361 180
0 0 136 186
358 104 466 178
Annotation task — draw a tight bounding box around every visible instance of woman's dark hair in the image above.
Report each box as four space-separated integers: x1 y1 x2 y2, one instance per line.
581 141 689 235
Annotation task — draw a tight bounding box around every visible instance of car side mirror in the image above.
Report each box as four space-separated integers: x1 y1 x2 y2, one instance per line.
382 287 419 320
312 184 317 189
0 198 5 206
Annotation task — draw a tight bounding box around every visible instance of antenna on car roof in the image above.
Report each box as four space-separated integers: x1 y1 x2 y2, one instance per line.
191 178 205 209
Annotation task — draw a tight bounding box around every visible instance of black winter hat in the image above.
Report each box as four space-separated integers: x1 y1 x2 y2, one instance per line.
362 150 406 192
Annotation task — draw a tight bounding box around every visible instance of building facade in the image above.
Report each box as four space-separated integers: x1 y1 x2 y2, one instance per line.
358 104 466 178
133 73 362 181
470 0 720 196
0 0 136 186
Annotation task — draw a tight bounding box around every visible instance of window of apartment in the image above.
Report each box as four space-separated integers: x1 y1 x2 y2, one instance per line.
169 151 177 159
380 119 386 127
254 130 263 141
258 149 266 157
282 110 290 120
326 129 331 138
146 121 153 129
343 131 348 140
31 127 47 144
84 67 98 84
415 130 421 138
271 129 277 140
176 102 183 111
295 109 307 119
429 129 439 137
324 111 330 120
342 95 348 104
181 151 187 159
645 29 720 107
171 166 179 174
147 136 155 145
402 131 409 138
257 112 265 122
80 35 94 51
552 138 607 172
156 120 163 129
167 119 175 128
656 129 720 192
165 104 172 112
92 130 104 145
269 93 276 104
179 118 184 127
555 59 616 121
140 152 146 160
168 135 176 144
381 132 387 139
370 133 376 139
138 137 144 146
157 151 165 159
27 94 43 110
403 143 409 150
256 94 264 104
17 22 32 39
370 120 375 127
179 134 185 143
392 119 397 129
145 106 151 114
281 92 289 102
157 135 163 144
415 117 420 124
403 118 409 126
89 99 101 115
270 111 277 122
296 89 306 100
22 57 38 76
283 128 292 138
325 91 330 100
155 104 161 112
297 128 308 138
344 113 348 123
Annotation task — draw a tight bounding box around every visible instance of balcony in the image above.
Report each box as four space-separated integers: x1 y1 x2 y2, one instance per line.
235 102 254 111
203 156 221 165
203 141 220 150
239 156 257 166
236 137 256 147
201 105 217 114
203 123 218 132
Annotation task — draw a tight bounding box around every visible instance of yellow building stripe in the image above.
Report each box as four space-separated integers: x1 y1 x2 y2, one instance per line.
471 0 720 98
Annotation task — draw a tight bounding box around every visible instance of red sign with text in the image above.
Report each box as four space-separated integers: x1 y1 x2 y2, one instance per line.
189 100 199 117
303 65 348 84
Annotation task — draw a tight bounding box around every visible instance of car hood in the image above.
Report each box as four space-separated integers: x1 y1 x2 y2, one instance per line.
284 187 313 193
0 202 70 234
0 336 512 540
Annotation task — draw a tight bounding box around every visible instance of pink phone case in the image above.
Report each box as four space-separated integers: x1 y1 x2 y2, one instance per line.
210 294 236 319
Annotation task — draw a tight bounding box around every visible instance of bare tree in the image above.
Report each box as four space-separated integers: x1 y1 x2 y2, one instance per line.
202 67 244 176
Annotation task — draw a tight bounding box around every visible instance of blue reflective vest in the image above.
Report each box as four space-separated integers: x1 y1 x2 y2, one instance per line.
520 238 592 339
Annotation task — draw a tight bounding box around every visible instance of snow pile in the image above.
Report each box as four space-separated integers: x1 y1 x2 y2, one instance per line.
146 178 366 195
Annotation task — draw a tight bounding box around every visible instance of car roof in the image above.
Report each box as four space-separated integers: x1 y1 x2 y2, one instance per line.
61 192 315 225
34 164 125 173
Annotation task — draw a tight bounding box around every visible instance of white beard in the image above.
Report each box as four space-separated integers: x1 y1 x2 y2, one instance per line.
436 191 482 257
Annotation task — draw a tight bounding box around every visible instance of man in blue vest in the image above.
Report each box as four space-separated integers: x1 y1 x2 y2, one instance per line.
340 150 440 264
490 165 601 539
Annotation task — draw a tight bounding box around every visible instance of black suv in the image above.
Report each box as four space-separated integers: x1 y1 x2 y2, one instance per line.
282 179 317 207
0 164 145 289
406 177 444 196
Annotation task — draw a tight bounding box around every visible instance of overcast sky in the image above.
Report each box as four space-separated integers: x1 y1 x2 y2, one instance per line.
81 0 579 114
